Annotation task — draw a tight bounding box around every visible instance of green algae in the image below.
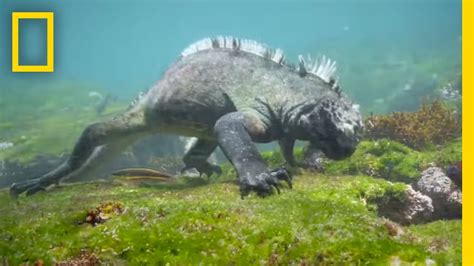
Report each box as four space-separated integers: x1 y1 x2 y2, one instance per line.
325 139 461 183
0 171 460 265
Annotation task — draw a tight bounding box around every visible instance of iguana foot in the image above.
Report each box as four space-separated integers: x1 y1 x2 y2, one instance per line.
10 178 47 198
240 167 292 198
181 162 222 177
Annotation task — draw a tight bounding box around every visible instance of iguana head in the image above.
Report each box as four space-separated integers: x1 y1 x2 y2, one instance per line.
294 55 363 160
298 94 363 160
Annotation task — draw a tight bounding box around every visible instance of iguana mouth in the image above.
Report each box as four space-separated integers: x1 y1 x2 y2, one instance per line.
320 139 356 160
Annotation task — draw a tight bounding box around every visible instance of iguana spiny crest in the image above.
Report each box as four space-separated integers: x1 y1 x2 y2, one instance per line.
182 36 339 86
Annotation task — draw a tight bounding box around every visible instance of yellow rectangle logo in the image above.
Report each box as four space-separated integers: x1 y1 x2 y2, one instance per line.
12 12 54 72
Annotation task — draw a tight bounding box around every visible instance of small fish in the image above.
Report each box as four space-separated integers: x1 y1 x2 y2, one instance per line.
112 168 173 178
123 176 176 182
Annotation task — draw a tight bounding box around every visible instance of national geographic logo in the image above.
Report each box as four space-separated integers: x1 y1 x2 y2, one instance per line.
11 12 54 73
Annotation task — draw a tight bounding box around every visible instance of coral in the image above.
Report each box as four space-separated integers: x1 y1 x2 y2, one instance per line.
365 100 461 150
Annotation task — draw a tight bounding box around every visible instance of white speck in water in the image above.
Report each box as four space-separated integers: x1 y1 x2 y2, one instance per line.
374 98 385 104
0 142 14 151
402 83 412 91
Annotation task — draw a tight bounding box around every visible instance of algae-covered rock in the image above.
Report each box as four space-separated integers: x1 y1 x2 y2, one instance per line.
375 185 434 225
413 167 462 220
324 139 461 184
325 139 428 182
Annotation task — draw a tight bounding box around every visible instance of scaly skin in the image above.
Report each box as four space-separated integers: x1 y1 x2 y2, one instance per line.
11 38 363 198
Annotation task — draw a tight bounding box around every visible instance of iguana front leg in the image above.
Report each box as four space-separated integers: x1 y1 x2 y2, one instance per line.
214 112 292 197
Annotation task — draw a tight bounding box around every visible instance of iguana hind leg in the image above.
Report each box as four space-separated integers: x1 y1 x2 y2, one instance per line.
181 138 221 177
10 112 149 197
213 112 292 197
279 138 297 167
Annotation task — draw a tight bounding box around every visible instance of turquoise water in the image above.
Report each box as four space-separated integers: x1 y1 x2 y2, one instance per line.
0 0 462 169
0 0 461 111
0 2 463 263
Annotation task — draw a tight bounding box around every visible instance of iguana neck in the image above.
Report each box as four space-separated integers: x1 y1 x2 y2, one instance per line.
279 98 321 141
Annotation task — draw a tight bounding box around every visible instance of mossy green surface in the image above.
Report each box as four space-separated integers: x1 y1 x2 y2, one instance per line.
325 139 461 183
0 172 460 265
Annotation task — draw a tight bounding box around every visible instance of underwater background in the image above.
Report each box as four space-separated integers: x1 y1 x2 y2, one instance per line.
0 0 462 264
0 0 461 106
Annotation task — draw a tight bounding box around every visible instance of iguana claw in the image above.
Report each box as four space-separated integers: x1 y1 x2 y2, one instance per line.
270 167 293 189
240 167 292 198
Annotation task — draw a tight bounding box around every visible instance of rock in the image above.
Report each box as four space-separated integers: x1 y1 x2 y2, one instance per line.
413 167 462 220
0 154 68 188
377 185 434 225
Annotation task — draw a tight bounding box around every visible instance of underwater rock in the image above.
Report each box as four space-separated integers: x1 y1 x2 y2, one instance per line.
413 167 462 220
376 185 433 225
377 166 462 224
0 154 68 188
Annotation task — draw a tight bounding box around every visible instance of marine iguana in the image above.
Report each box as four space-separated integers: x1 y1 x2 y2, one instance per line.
10 36 363 197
